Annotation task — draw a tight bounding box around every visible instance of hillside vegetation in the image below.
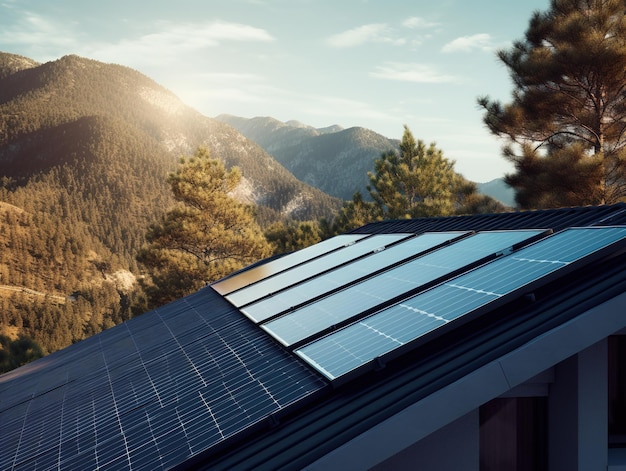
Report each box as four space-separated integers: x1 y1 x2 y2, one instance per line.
0 52 340 359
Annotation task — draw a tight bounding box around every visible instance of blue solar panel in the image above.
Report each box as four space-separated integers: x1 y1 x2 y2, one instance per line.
296 226 626 380
242 231 469 323
225 234 414 307
265 230 546 346
0 288 326 471
211 234 367 295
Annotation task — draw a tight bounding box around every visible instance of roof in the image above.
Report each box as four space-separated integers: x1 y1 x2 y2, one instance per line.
351 203 626 234
3 203 626 470
0 290 326 470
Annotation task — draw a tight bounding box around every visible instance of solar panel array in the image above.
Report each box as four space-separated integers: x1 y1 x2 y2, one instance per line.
211 234 369 295
242 231 469 323
296 226 626 380
225 233 414 307
260 230 546 346
0 288 325 471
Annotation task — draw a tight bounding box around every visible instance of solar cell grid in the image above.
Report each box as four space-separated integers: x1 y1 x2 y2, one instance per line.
265 230 546 347
33 447 60 470
0 287 326 471
226 233 414 308
242 231 468 323
161 308 207 336
297 226 626 380
60 449 98 471
5 208 626 471
211 234 368 295
129 442 161 470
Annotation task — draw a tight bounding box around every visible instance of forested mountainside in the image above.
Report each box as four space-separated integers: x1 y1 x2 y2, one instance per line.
0 52 340 359
0 53 38 79
0 53 338 220
217 115 399 200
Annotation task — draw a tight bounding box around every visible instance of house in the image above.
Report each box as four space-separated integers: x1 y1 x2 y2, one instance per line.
2 203 626 470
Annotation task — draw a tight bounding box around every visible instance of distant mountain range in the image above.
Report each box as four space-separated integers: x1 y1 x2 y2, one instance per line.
217 114 516 206
216 115 399 201
477 179 515 207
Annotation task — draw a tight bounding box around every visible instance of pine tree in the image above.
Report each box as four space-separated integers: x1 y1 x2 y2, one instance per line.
367 126 484 219
478 0 626 208
264 220 322 255
324 126 503 234
138 147 271 306
0 335 44 373
325 192 381 235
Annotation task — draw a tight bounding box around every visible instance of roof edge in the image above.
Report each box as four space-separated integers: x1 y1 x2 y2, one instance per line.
304 290 626 469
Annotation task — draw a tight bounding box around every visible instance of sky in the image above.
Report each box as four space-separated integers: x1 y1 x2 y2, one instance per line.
0 0 550 183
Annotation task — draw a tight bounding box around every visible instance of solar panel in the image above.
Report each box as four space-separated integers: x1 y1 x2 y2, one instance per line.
264 230 547 346
0 288 326 471
296 226 626 380
242 231 469 323
225 234 414 307
211 234 367 295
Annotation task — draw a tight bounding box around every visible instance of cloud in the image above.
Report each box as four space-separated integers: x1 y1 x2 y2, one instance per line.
303 95 397 121
55 19 273 71
190 72 265 82
0 11 77 55
95 20 274 58
326 17 440 49
326 23 405 48
402 17 439 29
370 62 458 83
195 20 275 43
0 7 274 65
442 33 493 53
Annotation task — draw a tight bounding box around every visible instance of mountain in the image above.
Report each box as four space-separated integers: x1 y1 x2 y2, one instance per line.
0 54 339 219
0 52 38 79
217 115 399 200
217 115 515 206
478 178 516 207
0 52 340 357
